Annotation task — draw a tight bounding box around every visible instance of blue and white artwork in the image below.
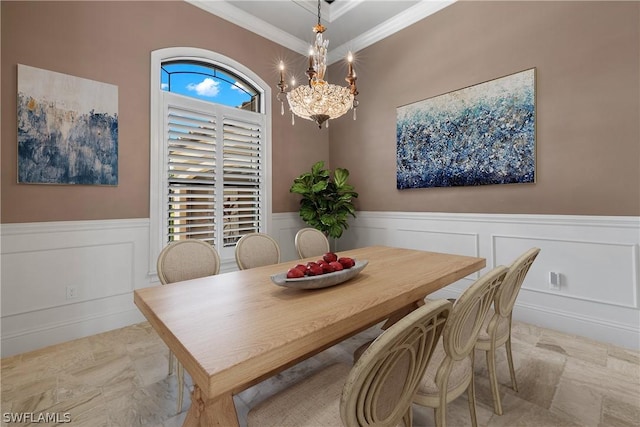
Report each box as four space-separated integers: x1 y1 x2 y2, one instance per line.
17 64 118 185
396 68 535 189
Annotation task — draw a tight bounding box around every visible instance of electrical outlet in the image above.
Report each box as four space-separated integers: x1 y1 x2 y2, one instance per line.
66 286 78 299
548 272 561 290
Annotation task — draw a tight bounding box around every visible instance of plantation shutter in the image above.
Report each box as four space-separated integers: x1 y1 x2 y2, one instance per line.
163 92 265 252
165 95 218 245
222 117 263 248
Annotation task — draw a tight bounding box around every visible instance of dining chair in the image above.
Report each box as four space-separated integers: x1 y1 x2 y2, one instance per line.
294 227 330 259
412 265 508 427
247 298 452 427
156 239 221 413
235 232 281 270
475 247 540 415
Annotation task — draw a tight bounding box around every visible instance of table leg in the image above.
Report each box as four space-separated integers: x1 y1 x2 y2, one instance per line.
182 385 240 427
381 299 425 329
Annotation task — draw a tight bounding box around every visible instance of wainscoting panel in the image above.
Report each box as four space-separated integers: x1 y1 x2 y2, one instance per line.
2 242 135 316
396 228 479 256
339 212 640 350
493 235 637 308
1 219 152 357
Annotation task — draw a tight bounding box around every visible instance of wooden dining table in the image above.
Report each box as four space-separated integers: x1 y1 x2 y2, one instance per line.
134 245 485 427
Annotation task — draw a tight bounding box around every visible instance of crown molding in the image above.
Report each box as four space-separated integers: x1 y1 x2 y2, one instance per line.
186 0 309 54
328 0 456 64
186 0 455 64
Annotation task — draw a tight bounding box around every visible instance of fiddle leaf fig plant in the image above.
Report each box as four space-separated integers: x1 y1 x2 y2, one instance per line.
290 161 358 239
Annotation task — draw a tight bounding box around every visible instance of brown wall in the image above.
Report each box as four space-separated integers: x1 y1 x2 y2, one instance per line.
2 1 639 223
329 1 640 215
1 1 327 223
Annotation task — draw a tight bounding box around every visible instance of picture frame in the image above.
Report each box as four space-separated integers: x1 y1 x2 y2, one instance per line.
396 68 536 189
17 64 118 185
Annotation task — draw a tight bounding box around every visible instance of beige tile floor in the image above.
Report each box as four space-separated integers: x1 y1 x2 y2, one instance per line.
1 319 638 427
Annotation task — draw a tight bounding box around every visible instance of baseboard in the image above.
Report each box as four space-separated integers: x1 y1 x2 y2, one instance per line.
1 307 145 357
428 286 640 349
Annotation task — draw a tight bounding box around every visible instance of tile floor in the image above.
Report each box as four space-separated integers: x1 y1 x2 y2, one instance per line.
1 319 638 426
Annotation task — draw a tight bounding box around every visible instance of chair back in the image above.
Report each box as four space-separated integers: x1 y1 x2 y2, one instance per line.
235 233 281 270
294 227 330 259
340 299 451 427
495 248 540 318
157 239 220 285
442 266 507 361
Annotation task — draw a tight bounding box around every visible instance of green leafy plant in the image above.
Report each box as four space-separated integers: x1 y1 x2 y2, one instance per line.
290 161 358 239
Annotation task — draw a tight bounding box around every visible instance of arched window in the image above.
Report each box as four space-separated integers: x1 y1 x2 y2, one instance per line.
160 61 260 111
149 48 272 274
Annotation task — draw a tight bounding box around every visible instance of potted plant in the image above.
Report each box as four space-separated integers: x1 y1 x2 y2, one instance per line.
290 160 358 239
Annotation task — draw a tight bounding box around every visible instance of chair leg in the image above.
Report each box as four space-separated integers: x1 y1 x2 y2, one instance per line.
402 406 413 427
434 406 446 427
505 334 518 392
486 346 503 415
177 361 185 413
434 377 449 427
168 350 175 376
467 356 478 427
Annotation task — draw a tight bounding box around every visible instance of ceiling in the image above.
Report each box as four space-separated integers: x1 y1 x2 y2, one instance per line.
186 0 455 64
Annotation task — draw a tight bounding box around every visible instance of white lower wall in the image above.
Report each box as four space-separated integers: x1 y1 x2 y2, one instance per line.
0 215 306 357
338 212 640 350
1 212 638 357
1 219 152 357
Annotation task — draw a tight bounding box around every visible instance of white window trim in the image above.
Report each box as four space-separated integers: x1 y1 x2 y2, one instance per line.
149 47 272 276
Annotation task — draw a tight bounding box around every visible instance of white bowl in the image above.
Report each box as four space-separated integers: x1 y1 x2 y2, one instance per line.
271 260 369 290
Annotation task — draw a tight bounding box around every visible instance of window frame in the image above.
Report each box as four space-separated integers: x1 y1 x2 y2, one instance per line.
149 47 272 275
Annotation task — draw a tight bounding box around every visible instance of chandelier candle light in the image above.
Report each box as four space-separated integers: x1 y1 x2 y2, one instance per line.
277 0 359 129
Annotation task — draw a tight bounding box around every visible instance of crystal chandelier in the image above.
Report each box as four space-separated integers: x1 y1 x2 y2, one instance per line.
277 0 359 129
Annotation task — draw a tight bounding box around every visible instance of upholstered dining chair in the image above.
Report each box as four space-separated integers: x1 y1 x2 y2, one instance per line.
247 299 452 427
235 233 281 270
475 247 540 415
156 239 221 413
412 265 508 427
294 227 330 259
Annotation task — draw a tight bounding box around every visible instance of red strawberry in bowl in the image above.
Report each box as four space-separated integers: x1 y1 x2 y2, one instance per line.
329 261 344 271
338 257 355 269
323 252 338 263
286 267 305 279
321 262 335 273
306 264 324 276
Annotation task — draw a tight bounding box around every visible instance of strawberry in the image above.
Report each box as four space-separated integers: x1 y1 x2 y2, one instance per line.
338 257 355 269
306 265 324 276
321 262 335 273
287 267 305 279
323 252 338 263
294 264 307 273
329 261 344 271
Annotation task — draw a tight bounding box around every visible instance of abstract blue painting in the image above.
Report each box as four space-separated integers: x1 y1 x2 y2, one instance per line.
17 64 118 185
397 68 535 189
